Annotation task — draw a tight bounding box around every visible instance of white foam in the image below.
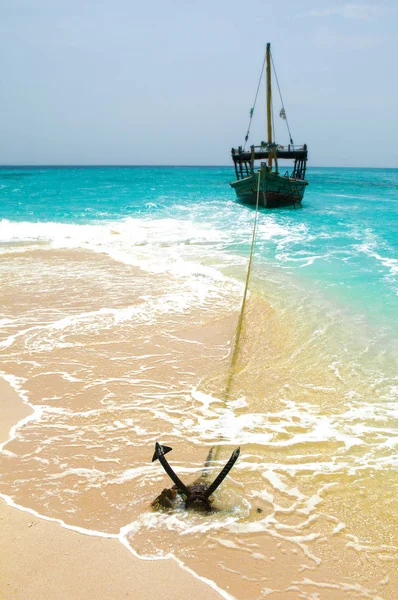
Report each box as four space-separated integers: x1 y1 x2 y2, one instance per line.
0 288 231 352
0 217 235 284
291 577 385 599
0 373 42 453
356 238 398 276
49 468 107 485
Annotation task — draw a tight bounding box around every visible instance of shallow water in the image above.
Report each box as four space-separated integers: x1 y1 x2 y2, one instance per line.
0 166 397 598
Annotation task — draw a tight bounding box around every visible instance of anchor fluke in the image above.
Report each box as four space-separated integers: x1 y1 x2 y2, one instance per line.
204 447 241 498
152 442 190 497
152 442 173 462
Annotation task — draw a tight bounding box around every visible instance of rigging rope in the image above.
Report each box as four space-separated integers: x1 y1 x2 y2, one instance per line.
270 52 294 145
243 52 267 150
204 170 262 468
271 93 275 146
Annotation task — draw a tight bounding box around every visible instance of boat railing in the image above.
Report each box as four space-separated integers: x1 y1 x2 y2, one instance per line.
253 143 306 152
231 143 308 182
231 144 307 160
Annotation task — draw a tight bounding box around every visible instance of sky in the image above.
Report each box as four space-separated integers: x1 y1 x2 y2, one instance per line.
0 0 397 167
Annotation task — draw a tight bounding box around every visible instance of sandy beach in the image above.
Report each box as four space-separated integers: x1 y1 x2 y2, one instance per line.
0 378 222 600
1 240 397 600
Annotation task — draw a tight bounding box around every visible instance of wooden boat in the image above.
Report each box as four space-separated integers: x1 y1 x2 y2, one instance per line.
230 43 308 208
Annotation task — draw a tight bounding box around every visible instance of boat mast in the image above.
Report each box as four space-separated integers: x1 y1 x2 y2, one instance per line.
266 43 273 167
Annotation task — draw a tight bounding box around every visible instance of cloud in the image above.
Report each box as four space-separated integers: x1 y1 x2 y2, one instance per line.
313 27 396 49
309 4 384 21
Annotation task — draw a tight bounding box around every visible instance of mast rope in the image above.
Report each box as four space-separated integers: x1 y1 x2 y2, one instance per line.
204 170 262 469
271 94 275 146
243 51 267 150
271 52 294 145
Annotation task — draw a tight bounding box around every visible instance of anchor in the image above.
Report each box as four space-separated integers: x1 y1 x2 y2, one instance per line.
151 442 240 513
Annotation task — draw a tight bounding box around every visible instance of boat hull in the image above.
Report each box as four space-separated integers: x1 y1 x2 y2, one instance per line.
230 169 307 208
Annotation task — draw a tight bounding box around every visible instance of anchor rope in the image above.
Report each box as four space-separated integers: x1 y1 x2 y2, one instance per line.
203 170 262 470
226 169 262 390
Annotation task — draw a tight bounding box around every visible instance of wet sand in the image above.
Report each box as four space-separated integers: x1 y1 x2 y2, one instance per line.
1 246 397 600
0 379 34 444
0 378 222 600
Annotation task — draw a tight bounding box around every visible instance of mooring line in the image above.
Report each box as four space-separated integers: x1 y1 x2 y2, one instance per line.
152 173 263 504
225 170 262 394
203 170 262 470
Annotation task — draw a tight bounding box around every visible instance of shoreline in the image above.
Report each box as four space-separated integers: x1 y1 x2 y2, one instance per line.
1 229 396 598
0 377 34 449
0 377 224 600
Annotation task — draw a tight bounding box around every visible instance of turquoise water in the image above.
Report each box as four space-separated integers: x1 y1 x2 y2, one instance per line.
1 165 397 332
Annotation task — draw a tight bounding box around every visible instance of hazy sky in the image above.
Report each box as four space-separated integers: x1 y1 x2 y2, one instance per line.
1 0 397 166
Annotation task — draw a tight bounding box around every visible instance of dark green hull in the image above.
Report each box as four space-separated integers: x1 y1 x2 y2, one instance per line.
231 169 307 208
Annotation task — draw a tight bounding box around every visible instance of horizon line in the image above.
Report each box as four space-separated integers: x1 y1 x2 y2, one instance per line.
0 164 397 170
